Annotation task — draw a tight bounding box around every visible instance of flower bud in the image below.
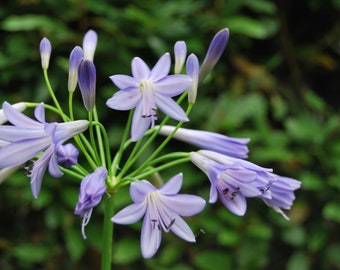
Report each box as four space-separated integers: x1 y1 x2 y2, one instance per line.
174 41 187 74
78 60 96 111
56 143 79 168
186 53 199 104
83 29 98 62
68 46 84 92
39 37 52 69
199 28 229 82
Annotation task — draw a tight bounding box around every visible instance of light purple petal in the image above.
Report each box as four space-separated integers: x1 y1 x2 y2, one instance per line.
154 75 192 97
141 210 162 259
154 94 189 122
219 188 247 216
159 173 183 195
209 184 218 203
170 215 196 242
48 154 63 178
0 126 46 141
130 180 157 203
82 29 97 61
131 104 152 141
106 88 141 110
34 103 45 123
2 102 42 129
53 120 88 144
132 57 150 81
0 137 51 168
149 53 171 82
112 202 147 224
174 41 187 74
162 194 206 216
109 74 139 89
186 53 199 103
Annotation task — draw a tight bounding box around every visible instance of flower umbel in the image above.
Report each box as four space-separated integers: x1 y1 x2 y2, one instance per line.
0 102 88 198
106 53 192 141
112 173 206 258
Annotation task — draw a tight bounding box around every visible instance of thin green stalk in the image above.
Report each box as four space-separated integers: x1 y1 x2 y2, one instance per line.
93 121 112 174
101 193 115 270
68 91 75 121
88 111 101 165
93 107 106 167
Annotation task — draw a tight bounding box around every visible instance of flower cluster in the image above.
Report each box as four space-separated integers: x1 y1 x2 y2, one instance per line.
0 27 301 264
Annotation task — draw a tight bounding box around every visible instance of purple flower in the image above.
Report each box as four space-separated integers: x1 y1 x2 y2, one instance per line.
112 173 206 259
39 37 52 69
78 59 96 111
106 53 192 141
68 46 84 92
199 28 229 82
56 143 79 168
82 29 98 62
186 53 199 104
157 125 250 158
0 102 88 198
75 167 107 239
174 41 187 74
190 150 276 216
261 175 301 219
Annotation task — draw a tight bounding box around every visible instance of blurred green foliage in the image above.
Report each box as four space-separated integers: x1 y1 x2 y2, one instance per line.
1 0 340 269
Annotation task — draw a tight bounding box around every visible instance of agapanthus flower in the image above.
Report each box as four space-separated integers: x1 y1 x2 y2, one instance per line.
0 102 88 198
190 150 276 216
106 53 192 141
174 41 187 74
56 143 79 168
74 167 107 239
199 28 229 82
39 37 52 69
68 46 84 92
78 59 96 111
82 29 98 62
156 125 250 158
112 173 206 258
261 175 301 219
186 53 199 104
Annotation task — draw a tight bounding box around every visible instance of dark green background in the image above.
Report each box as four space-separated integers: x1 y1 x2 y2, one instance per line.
1 0 340 269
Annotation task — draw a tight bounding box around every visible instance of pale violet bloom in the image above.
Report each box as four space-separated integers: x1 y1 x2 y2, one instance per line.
82 29 98 62
39 37 52 69
261 175 301 219
75 167 107 239
199 28 229 82
156 125 250 158
106 53 192 141
174 41 187 74
112 173 206 259
186 53 199 104
190 150 276 216
56 143 79 168
0 102 26 124
0 102 88 198
68 46 84 92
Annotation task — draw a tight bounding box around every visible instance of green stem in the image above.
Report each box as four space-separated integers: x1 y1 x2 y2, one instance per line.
101 193 115 270
69 91 75 121
93 107 106 167
88 111 101 165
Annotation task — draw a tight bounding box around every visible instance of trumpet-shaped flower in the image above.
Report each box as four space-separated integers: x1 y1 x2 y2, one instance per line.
0 102 88 198
112 173 206 259
75 167 107 238
190 150 276 216
106 53 192 141
156 125 250 158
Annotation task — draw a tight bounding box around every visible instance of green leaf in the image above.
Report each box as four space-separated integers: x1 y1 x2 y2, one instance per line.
194 251 232 270
323 202 340 223
12 244 50 263
113 237 141 264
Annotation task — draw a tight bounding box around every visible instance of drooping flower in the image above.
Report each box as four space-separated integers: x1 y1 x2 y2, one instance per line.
199 28 229 82
186 53 199 104
68 46 84 92
261 175 301 219
39 37 52 70
112 173 206 259
74 167 107 239
78 59 96 111
0 102 26 124
106 53 192 141
174 41 187 74
0 102 88 198
190 150 276 216
156 125 250 158
56 143 79 168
